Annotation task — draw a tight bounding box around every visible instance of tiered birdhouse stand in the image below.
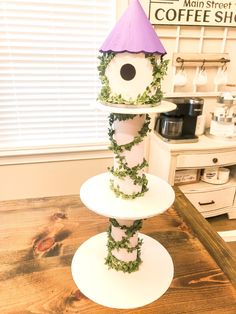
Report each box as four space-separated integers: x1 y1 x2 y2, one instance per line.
71 0 176 309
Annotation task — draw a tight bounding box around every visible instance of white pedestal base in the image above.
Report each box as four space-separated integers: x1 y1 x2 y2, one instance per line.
71 232 174 309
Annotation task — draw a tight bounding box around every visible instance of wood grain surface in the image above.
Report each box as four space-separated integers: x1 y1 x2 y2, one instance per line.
0 192 236 314
207 214 236 233
206 214 236 257
174 187 236 289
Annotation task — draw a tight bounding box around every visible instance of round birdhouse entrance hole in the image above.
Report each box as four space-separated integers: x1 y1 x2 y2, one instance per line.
120 63 136 81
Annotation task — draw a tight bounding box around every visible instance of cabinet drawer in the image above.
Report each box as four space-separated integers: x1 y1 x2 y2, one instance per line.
176 151 236 168
184 187 235 213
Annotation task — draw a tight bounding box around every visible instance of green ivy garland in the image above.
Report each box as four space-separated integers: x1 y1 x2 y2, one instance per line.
138 54 169 105
105 218 143 272
99 51 169 272
97 52 169 106
108 113 151 199
97 52 115 101
108 113 151 152
105 251 142 273
109 218 143 237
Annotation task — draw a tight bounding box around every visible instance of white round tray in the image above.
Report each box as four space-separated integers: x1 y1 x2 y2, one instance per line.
94 100 176 114
80 172 175 220
71 232 174 309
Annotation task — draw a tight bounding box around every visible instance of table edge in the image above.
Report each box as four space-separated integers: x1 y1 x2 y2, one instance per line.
174 186 236 288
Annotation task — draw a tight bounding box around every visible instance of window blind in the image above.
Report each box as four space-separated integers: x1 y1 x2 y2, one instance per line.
0 0 114 149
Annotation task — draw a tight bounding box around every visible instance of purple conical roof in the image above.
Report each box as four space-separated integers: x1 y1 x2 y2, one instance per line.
100 0 166 55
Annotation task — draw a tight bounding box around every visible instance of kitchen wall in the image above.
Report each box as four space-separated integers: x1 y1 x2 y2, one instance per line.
0 0 235 201
0 157 112 201
139 0 236 126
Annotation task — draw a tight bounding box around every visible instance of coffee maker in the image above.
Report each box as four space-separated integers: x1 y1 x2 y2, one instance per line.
155 97 204 143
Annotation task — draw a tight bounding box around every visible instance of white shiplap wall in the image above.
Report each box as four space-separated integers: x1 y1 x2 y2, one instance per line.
139 0 236 97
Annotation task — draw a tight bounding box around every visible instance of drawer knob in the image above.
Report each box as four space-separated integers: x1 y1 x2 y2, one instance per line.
212 158 218 163
198 200 215 206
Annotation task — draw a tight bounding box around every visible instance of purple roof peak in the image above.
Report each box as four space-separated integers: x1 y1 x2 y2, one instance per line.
100 0 166 55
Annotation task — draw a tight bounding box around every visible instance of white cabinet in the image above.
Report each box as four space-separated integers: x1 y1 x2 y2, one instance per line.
148 132 236 218
179 179 236 218
176 151 236 169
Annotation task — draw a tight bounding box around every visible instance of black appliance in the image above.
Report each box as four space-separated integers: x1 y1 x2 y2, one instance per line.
155 97 204 143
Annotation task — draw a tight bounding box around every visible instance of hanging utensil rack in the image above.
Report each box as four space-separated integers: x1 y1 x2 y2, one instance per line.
173 53 230 67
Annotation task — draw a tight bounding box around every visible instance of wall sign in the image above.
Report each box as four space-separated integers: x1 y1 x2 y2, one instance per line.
149 0 236 27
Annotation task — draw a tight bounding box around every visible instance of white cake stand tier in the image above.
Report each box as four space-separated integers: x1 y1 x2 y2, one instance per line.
72 99 176 309
80 172 175 220
94 100 176 114
71 232 174 309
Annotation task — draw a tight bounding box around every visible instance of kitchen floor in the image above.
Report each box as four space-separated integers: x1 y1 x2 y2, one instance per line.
206 214 236 257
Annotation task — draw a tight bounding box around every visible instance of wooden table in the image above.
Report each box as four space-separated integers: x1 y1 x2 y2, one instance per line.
0 188 236 313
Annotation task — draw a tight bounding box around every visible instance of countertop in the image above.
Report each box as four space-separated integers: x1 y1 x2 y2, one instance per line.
0 188 236 313
151 132 236 153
